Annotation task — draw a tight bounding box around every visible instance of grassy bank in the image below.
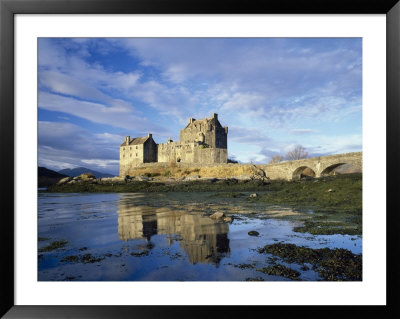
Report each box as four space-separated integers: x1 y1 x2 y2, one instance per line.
258 173 362 235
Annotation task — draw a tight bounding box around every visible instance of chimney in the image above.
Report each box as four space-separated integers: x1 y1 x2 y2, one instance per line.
212 113 218 120
189 118 196 124
148 133 152 138
125 136 130 145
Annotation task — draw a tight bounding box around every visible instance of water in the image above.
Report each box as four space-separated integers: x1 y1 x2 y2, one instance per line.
38 192 362 281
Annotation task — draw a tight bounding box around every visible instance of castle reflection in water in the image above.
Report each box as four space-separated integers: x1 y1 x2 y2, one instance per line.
118 196 230 266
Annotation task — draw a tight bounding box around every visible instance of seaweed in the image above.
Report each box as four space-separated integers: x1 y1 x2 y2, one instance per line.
259 243 362 281
39 240 68 252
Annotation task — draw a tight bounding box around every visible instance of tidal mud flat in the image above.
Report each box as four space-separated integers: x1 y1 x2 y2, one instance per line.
38 174 362 281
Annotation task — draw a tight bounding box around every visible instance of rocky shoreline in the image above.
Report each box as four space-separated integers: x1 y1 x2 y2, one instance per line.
52 162 270 188
56 171 270 186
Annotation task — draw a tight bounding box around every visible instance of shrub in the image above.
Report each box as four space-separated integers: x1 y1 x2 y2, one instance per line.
163 170 172 177
150 172 161 177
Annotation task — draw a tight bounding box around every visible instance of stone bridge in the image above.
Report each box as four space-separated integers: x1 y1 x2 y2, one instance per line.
260 152 362 181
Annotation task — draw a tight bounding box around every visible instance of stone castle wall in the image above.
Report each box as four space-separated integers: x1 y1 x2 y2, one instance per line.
143 139 158 163
179 116 228 149
120 139 158 176
120 144 144 176
157 142 227 164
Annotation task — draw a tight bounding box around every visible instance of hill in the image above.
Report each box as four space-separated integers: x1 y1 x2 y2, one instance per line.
38 167 68 187
58 167 114 178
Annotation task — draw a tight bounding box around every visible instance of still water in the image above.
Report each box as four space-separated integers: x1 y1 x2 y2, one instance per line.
38 192 362 281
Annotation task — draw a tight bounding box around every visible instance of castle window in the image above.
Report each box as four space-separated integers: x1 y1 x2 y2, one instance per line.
130 154 132 157
136 153 138 157
130 147 132 150
136 146 138 149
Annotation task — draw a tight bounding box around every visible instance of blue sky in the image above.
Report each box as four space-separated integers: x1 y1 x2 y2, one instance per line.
38 38 362 175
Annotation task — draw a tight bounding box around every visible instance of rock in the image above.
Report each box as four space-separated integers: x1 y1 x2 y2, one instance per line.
185 175 201 181
223 217 233 223
248 231 259 236
80 173 96 180
57 177 72 185
210 212 225 220
327 189 334 192
136 175 150 181
235 175 253 180
100 176 125 184
124 175 133 183
251 164 267 177
262 178 271 185
249 193 258 198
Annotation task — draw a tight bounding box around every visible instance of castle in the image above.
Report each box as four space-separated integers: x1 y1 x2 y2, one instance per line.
119 113 228 176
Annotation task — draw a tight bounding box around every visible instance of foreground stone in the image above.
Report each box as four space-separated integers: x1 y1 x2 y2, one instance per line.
210 212 225 220
248 231 260 236
223 217 233 223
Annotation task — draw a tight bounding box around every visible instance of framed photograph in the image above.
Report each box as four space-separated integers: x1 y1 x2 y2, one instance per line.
1 0 399 317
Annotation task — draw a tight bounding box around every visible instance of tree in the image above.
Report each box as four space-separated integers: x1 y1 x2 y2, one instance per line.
285 145 308 160
228 155 239 164
269 155 284 164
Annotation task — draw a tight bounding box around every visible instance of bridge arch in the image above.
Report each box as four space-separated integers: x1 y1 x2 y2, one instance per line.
320 162 361 176
292 166 316 180
320 163 346 176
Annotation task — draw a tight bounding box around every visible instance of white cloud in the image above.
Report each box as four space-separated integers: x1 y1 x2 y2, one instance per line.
38 92 165 133
81 159 120 168
38 121 122 174
308 134 362 155
290 129 318 135
40 71 112 103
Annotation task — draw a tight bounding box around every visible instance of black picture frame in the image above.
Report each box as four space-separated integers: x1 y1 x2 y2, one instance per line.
1 0 399 318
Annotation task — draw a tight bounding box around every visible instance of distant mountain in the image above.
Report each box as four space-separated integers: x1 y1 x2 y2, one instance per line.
58 167 114 178
38 167 68 187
